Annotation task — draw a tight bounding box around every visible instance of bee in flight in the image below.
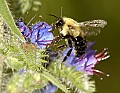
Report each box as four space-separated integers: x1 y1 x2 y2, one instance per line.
50 15 107 62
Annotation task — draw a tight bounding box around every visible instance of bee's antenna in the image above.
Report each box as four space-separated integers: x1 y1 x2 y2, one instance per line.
61 7 63 17
49 14 59 19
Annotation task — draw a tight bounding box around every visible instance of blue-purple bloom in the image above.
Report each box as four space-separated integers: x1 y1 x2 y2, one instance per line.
30 22 53 49
62 42 110 76
16 20 31 41
16 19 54 49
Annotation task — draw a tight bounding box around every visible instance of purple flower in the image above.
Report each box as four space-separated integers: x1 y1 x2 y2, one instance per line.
30 22 54 49
62 42 110 76
16 19 54 49
16 19 31 41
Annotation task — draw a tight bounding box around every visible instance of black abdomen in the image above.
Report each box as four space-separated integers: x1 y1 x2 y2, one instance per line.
74 36 87 57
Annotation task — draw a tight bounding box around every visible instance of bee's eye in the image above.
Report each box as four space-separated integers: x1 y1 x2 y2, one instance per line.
55 19 64 28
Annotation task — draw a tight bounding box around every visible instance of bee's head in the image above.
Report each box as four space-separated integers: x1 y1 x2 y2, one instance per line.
49 14 64 29
55 18 64 28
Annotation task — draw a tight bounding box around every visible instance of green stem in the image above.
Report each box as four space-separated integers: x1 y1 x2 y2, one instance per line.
42 71 70 93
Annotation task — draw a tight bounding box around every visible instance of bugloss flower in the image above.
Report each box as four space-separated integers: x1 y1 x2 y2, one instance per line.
16 19 54 49
61 42 110 76
16 19 31 41
30 22 53 49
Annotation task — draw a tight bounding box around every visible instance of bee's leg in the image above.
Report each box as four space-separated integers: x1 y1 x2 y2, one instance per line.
62 39 73 62
53 34 62 44
51 34 63 51
57 44 67 49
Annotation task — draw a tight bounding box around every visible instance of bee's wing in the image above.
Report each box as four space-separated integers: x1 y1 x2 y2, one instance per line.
79 20 107 36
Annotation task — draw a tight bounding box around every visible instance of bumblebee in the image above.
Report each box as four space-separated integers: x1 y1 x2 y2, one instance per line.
51 15 107 62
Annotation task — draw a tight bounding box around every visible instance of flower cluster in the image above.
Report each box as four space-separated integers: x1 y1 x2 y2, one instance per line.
15 18 110 93
16 18 54 49
61 42 110 76
16 19 110 77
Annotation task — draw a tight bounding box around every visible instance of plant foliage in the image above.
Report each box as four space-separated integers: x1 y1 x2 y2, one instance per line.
0 0 96 93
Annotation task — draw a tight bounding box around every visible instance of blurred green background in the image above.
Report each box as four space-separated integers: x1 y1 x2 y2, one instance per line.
9 0 120 93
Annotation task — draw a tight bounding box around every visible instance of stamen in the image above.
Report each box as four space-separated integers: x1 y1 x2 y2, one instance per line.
100 78 103 80
93 69 105 75
92 71 100 78
97 54 110 62
92 70 104 79
95 48 108 58
101 55 110 60
106 74 110 77
95 48 110 63
93 69 109 78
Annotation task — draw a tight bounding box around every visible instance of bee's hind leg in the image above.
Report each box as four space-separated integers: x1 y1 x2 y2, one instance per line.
62 39 73 62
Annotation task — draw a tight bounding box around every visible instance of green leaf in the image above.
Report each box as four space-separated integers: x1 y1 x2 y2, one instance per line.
6 57 23 70
0 0 25 42
23 73 32 89
42 71 70 93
